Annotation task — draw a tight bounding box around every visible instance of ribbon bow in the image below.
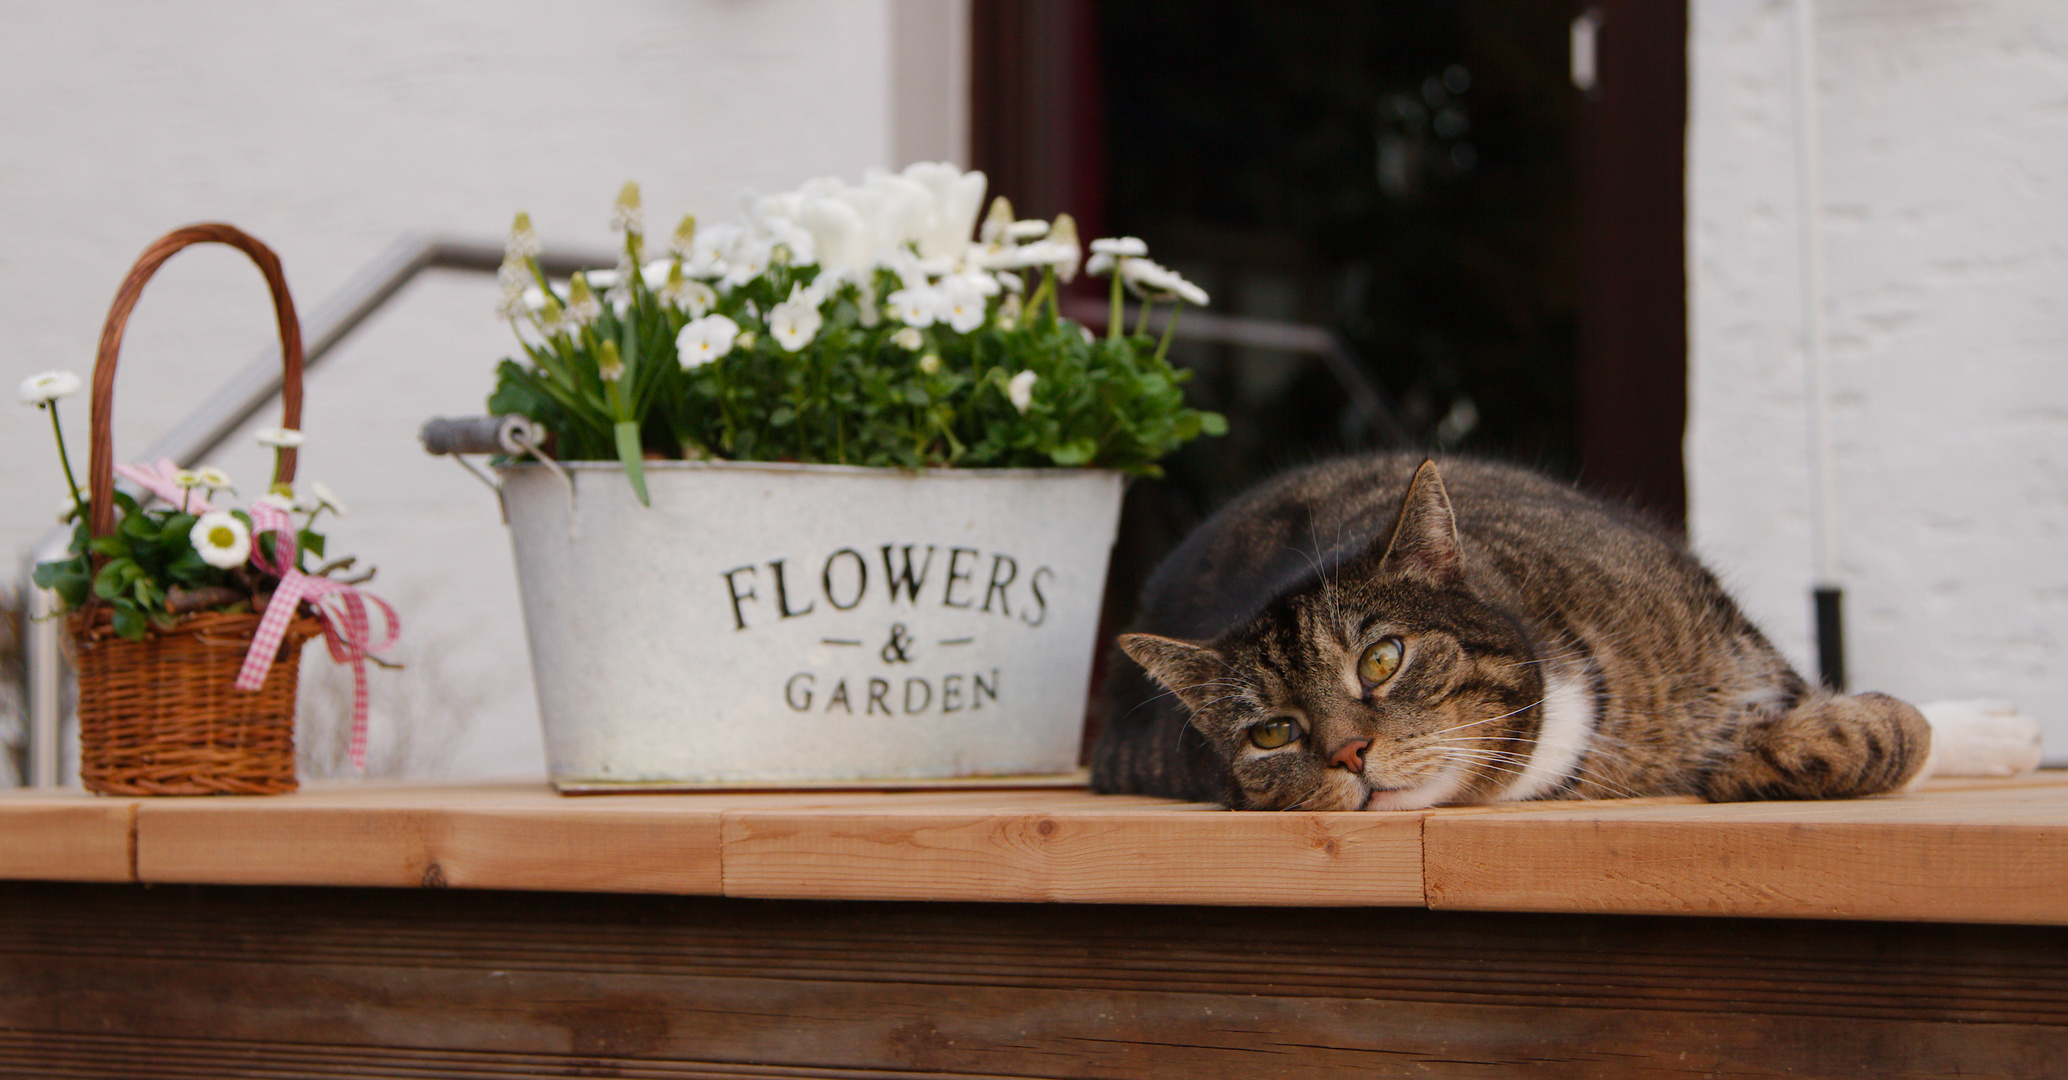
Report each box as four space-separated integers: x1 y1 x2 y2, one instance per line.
234 503 399 769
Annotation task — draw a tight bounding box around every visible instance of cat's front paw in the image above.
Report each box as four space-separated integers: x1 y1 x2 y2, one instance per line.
1916 699 2043 780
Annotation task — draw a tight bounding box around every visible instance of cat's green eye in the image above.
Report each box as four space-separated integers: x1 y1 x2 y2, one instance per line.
1359 637 1405 686
1247 717 1304 750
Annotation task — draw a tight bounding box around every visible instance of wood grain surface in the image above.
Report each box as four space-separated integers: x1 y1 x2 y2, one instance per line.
3 774 2067 921
1424 776 2068 924
1 882 2063 1079
0 791 133 883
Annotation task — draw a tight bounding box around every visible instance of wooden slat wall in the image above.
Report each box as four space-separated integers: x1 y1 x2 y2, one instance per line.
3 882 2066 1079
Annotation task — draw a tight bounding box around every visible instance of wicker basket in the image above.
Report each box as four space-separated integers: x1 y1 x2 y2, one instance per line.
71 223 322 796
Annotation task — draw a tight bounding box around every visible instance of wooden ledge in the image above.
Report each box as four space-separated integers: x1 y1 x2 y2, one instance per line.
4 773 2066 923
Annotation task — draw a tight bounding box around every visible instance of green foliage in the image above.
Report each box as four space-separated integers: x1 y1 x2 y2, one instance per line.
489 204 1224 485
33 490 333 642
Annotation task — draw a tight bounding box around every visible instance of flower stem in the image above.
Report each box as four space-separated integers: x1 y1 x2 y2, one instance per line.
1026 269 1057 329
1154 302 1183 364
1108 272 1123 342
46 402 84 520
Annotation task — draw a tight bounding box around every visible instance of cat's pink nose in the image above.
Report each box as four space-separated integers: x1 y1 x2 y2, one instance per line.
1330 739 1370 773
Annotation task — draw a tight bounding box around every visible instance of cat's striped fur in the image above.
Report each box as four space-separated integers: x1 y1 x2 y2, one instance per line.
1092 454 1930 810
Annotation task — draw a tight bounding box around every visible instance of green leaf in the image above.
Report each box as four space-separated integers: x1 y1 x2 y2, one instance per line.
614 420 650 507
1049 437 1098 468
110 604 146 641
298 529 327 561
92 558 139 600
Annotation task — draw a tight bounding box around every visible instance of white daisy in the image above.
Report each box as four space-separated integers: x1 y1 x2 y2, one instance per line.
892 327 925 351
1089 236 1148 257
190 511 252 569
254 427 304 449
194 466 235 494
18 370 80 406
308 481 346 516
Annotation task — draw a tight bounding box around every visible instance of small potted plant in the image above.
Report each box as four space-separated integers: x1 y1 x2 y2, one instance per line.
27 222 398 795
472 164 1223 789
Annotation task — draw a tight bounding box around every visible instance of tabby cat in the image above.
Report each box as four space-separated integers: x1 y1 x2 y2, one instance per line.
1091 454 1933 810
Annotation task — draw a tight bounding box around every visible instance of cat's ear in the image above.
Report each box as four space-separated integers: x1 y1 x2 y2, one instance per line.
1119 633 1229 713
1378 459 1462 585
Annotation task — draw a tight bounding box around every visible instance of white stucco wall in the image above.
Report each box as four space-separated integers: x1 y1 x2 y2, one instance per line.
1688 0 2067 757
1 0 968 780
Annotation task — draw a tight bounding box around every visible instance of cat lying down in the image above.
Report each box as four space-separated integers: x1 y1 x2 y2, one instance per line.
1091 454 2041 810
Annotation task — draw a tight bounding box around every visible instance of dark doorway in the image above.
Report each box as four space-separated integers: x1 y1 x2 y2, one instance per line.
971 0 1688 745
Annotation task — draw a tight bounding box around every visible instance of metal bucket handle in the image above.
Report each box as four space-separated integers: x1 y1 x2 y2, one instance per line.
419 414 575 528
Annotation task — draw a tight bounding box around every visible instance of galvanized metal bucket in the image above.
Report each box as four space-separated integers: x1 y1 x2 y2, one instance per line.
497 460 1125 789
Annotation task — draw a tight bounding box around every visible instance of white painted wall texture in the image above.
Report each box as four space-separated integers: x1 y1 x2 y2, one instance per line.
1688 0 2068 757
1 0 968 780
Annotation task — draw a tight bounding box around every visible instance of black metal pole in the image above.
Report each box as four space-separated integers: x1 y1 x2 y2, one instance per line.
1814 585 1845 692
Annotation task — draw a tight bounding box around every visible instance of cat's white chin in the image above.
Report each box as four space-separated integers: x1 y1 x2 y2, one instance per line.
1360 766 1471 811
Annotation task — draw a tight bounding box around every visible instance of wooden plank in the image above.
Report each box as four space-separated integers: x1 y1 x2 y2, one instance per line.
135 785 728 892
1425 789 2068 924
129 784 1181 893
721 807 1425 905
0 792 134 883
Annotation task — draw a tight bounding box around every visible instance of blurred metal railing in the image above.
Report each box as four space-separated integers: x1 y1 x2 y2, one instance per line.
21 237 1403 787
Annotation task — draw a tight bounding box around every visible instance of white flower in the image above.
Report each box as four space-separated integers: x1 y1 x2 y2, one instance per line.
190 511 252 569
768 295 824 352
17 370 80 406
1047 213 1082 283
892 327 925 351
564 273 602 327
800 191 872 277
1090 236 1148 257
1005 219 1050 241
195 466 234 493
611 180 644 237
1123 258 1211 306
939 278 990 334
720 237 774 289
1007 370 1037 415
887 286 945 328
1086 250 1115 277
254 427 304 449
902 162 988 261
919 353 942 376
173 469 204 490
254 491 297 513
504 211 541 261
307 480 346 517
681 280 717 319
677 314 740 368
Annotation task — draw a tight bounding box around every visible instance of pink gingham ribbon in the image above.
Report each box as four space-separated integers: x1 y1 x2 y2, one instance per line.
234 503 399 769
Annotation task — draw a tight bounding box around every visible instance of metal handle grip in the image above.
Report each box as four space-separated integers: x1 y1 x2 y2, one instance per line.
420 414 543 456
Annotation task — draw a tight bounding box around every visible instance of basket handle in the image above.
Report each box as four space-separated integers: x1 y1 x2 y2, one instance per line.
88 223 305 539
